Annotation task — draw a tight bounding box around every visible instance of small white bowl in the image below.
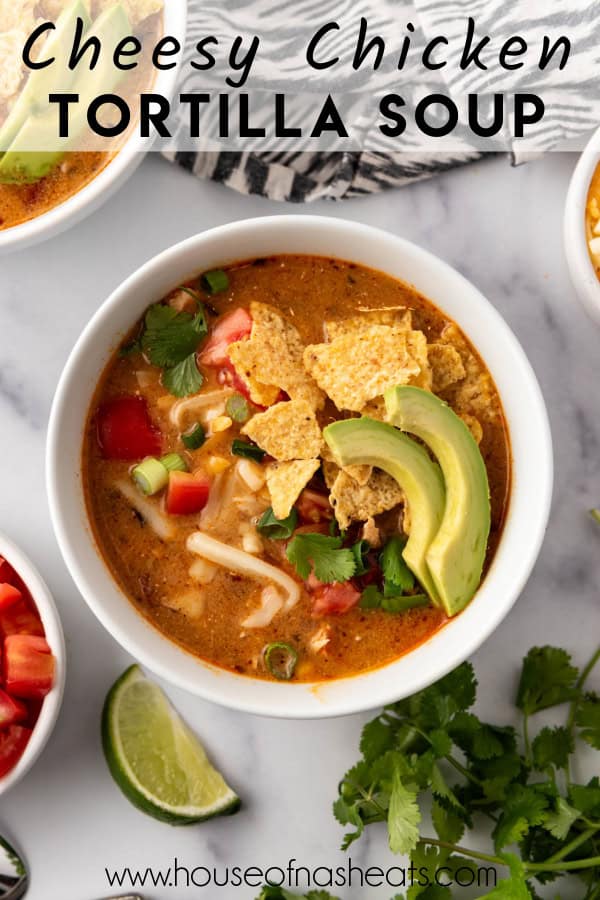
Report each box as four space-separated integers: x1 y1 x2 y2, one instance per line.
0 532 66 796
0 4 187 254
47 216 553 719
564 126 600 325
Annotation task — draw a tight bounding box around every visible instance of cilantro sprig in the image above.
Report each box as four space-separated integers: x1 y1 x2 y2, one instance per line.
138 302 208 397
327 644 600 899
286 533 356 584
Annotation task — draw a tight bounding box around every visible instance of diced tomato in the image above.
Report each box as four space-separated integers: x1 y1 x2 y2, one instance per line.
0 689 27 728
312 582 361 617
0 557 16 585
166 471 211 516
4 635 55 700
297 489 333 524
0 726 32 778
0 584 22 611
0 600 44 638
96 396 162 460
199 308 252 367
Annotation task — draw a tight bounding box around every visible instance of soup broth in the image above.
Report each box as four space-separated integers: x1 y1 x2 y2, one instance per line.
83 255 511 683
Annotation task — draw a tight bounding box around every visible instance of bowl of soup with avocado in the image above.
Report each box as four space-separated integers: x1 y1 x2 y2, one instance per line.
0 0 185 251
47 216 553 717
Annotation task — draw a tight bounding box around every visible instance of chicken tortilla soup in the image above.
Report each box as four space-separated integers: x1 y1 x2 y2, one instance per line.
83 255 511 683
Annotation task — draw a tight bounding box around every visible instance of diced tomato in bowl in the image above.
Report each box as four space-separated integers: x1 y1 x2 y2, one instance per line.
199 307 253 367
311 581 361 617
0 535 63 794
166 470 211 516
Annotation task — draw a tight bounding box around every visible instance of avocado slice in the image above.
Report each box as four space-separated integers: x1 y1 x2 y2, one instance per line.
0 3 130 184
323 417 445 605
0 0 91 154
385 385 491 616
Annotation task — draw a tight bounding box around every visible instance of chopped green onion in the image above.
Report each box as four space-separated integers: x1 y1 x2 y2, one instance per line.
160 453 188 473
257 507 298 540
200 269 229 295
351 539 370 576
591 509 600 525
231 439 265 462
359 585 429 613
181 423 206 450
132 457 169 495
264 642 298 680
225 393 250 423
381 593 429 614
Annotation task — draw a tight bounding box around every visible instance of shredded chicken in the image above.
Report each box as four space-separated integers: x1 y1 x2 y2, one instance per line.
361 516 381 548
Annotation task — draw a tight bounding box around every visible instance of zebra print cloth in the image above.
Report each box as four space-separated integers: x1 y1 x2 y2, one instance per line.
162 0 599 202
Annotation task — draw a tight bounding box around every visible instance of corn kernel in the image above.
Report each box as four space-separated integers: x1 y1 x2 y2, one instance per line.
211 415 233 433
205 455 232 475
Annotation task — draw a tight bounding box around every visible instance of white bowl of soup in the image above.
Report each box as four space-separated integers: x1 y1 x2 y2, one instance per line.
0 0 186 253
564 126 600 324
47 216 553 718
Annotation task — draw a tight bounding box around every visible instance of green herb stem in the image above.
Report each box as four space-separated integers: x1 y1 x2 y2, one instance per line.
541 826 599 865
527 854 600 874
419 837 505 867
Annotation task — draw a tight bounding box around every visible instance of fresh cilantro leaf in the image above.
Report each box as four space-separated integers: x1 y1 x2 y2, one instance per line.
359 716 395 763
543 797 580 840
493 785 550 851
569 778 600 816
434 661 477 712
516 647 579 714
286 533 356 583
575 692 600 749
431 799 465 844
428 728 452 758
257 507 298 540
388 762 421 855
359 585 383 609
482 853 532 899
450 712 512 761
380 535 415 593
351 539 370 576
162 353 204 397
531 726 573 771
141 303 208 367
429 762 462 810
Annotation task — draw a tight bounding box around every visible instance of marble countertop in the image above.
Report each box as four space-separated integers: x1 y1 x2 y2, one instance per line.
1 152 599 900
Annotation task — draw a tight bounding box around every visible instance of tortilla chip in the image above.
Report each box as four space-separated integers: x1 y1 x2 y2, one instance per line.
326 308 412 340
320 447 372 487
459 413 484 445
428 343 466 392
230 302 323 410
438 324 497 421
242 399 323 461
406 329 432 390
329 468 405 529
266 459 320 519
360 397 388 422
304 325 425 412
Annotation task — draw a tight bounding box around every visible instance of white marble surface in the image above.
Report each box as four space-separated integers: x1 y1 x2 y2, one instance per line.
1 152 600 900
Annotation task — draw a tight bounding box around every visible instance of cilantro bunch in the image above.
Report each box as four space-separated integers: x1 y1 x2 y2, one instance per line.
256 646 600 900
330 644 600 898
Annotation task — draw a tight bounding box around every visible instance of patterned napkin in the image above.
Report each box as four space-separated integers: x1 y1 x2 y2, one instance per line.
162 0 599 201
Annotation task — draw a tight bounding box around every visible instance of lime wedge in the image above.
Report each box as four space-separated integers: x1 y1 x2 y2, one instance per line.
102 665 240 824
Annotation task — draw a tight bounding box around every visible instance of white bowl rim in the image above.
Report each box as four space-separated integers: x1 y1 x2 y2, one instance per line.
46 215 553 719
0 2 187 253
564 125 600 325
0 531 66 795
